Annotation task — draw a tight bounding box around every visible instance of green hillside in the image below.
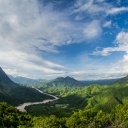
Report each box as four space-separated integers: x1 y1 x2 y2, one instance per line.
0 67 128 127
32 75 128 116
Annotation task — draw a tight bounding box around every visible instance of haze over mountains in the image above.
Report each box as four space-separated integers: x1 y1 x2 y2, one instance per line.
8 75 48 86
9 74 119 86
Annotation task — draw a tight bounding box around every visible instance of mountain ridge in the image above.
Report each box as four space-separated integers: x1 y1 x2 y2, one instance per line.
9 75 48 86
0 67 14 84
0 67 53 106
45 76 84 87
8 74 123 86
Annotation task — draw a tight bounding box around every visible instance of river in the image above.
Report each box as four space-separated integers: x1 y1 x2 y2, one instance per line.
15 88 59 112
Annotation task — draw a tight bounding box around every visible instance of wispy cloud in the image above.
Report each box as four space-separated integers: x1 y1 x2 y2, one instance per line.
83 20 102 39
0 0 78 78
0 0 103 52
0 50 66 79
103 21 112 28
72 0 128 18
0 0 128 80
0 0 103 79
107 7 128 15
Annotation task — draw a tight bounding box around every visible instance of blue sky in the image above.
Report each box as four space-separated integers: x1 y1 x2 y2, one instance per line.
0 0 128 80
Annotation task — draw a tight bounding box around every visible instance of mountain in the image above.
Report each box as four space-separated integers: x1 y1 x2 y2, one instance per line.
117 75 128 83
38 74 128 113
81 78 119 85
0 67 14 84
44 76 84 88
70 76 128 111
1 102 128 128
9 75 48 86
0 67 53 106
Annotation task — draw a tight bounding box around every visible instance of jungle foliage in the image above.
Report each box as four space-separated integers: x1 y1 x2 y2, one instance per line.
0 102 128 128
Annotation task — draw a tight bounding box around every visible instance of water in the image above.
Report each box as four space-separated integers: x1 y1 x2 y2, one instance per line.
15 88 59 112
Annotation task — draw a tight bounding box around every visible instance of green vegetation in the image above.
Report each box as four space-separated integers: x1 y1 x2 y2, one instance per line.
26 103 72 117
37 76 84 90
28 75 128 117
0 81 54 106
0 102 128 128
1 67 128 127
0 102 32 128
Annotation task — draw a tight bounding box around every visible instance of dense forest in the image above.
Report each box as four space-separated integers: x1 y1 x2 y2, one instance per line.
0 102 128 128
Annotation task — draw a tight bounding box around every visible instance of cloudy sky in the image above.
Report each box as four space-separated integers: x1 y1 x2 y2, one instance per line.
0 0 128 80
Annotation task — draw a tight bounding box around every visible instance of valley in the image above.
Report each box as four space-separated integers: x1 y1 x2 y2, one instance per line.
16 88 59 112
1 0 128 127
0 67 54 106
0 67 128 127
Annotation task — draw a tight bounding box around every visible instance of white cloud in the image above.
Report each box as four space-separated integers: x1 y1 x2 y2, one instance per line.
0 0 128 80
72 0 106 17
0 0 79 52
0 50 66 79
83 20 102 39
116 32 128 46
92 31 128 77
67 64 124 80
93 31 128 56
72 0 128 18
107 7 128 15
0 0 85 79
103 21 111 28
73 0 93 13
121 54 128 73
0 0 102 53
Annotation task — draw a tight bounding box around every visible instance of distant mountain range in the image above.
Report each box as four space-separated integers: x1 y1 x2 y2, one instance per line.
1 66 128 114
81 78 119 85
38 74 128 112
0 67 53 106
9 75 49 86
9 74 120 87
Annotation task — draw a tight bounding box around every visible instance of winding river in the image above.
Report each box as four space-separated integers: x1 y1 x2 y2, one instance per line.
16 88 59 112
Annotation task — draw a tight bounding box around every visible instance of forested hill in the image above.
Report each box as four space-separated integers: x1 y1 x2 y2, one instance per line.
39 76 84 89
81 78 119 85
0 67 53 106
38 74 128 113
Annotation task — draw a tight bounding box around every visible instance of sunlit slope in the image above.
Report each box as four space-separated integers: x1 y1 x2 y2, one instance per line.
39 75 128 112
